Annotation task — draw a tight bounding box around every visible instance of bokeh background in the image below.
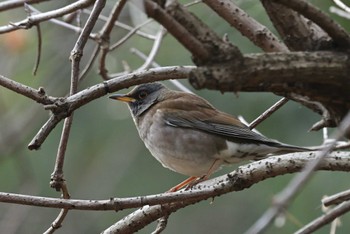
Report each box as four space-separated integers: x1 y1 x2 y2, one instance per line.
0 0 349 233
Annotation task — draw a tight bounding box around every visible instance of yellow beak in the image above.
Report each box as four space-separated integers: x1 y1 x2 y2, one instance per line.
109 94 136 103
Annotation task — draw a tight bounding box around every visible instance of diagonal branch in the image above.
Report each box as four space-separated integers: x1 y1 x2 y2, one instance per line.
27 66 194 150
0 74 55 105
273 0 350 48
203 0 289 52
245 111 350 234
0 0 94 34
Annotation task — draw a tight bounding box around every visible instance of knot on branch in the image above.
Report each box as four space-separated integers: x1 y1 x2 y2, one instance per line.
44 98 71 118
50 173 65 192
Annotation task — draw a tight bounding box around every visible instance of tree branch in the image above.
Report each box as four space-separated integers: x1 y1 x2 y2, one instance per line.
0 152 349 211
274 0 350 48
0 0 94 34
0 74 55 105
27 66 194 150
102 151 350 233
203 0 289 52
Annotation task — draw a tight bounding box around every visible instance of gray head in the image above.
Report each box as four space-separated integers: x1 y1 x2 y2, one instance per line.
109 82 167 117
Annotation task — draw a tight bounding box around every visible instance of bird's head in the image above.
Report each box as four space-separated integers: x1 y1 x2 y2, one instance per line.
109 82 167 117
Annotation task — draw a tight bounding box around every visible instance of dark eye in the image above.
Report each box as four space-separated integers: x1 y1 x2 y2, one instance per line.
138 91 148 99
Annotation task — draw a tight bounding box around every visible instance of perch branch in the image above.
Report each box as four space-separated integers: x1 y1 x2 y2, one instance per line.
245 111 350 234
0 152 348 210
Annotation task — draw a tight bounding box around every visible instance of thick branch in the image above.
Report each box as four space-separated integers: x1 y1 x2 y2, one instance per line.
274 0 350 48
190 51 350 127
261 0 332 51
0 152 349 211
103 151 350 233
144 0 242 65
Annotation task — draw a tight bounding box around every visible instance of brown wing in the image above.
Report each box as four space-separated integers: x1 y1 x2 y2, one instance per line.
158 92 280 146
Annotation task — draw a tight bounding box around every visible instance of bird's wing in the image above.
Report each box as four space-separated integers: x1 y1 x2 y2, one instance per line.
162 109 280 146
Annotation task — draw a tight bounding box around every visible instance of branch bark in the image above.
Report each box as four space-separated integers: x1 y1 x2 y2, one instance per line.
0 152 348 209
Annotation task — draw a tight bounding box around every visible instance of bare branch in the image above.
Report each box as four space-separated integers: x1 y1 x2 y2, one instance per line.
134 27 166 72
0 152 348 211
83 9 157 40
44 183 71 234
0 0 49 12
144 0 216 62
109 19 154 51
261 0 331 51
0 74 55 105
50 0 107 188
203 0 289 52
98 0 128 80
295 200 350 234
274 0 350 48
27 66 194 150
0 0 95 34
323 189 350 207
102 151 350 233
32 23 42 75
131 48 194 93
248 97 289 130
245 111 350 234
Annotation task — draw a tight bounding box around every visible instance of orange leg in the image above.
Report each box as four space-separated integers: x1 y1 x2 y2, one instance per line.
168 159 222 192
168 176 199 192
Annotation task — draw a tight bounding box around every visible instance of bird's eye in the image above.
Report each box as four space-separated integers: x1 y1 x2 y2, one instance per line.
138 91 148 99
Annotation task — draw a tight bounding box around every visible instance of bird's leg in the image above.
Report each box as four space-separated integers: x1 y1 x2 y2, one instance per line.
184 159 221 190
168 159 222 192
167 176 199 192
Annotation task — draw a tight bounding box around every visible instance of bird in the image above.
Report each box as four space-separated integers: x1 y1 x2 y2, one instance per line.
109 82 310 191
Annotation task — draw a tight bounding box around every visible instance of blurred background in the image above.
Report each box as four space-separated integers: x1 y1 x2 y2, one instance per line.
0 0 349 233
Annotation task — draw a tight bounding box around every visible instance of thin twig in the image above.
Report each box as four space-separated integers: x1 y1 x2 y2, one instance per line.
23 3 42 76
98 0 128 80
50 0 107 187
0 0 95 34
82 9 157 40
134 27 166 72
323 189 350 207
0 0 49 12
152 215 169 234
333 0 350 13
109 18 154 51
245 111 350 234
25 5 98 41
248 97 289 130
78 44 100 82
0 74 55 105
295 200 350 234
48 1 107 232
32 23 41 75
131 48 193 93
43 183 71 234
330 6 350 19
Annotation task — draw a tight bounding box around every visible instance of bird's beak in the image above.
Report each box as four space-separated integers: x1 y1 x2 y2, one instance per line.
109 94 136 103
